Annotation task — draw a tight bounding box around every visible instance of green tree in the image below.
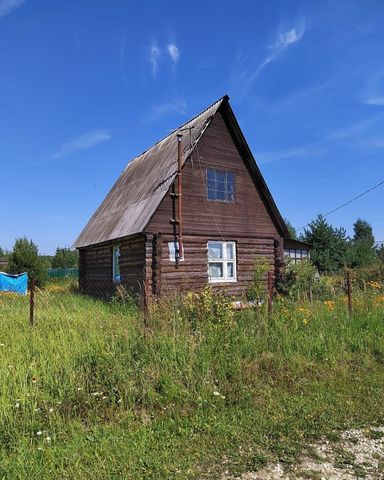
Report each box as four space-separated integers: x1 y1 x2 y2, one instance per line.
302 214 349 273
349 218 377 268
52 247 79 269
284 218 298 240
377 244 384 264
8 237 48 287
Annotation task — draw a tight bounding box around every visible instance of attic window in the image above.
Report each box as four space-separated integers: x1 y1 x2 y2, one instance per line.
206 168 235 202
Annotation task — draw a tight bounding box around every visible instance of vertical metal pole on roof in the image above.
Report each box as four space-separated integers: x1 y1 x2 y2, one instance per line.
177 133 183 263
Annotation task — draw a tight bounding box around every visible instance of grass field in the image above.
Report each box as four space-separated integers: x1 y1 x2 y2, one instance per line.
0 284 384 479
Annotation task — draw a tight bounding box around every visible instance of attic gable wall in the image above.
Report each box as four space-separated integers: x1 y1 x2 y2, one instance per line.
146 111 279 237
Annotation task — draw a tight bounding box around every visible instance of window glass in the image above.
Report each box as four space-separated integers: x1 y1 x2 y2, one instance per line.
206 168 235 202
112 246 121 282
208 242 223 260
226 243 234 260
207 241 236 282
209 263 223 278
168 242 184 262
227 262 234 278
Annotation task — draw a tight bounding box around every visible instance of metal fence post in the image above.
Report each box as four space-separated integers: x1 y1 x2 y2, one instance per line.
267 270 273 316
347 270 353 315
29 275 35 327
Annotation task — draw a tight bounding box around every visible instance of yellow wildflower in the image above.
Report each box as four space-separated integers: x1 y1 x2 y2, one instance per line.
324 300 335 311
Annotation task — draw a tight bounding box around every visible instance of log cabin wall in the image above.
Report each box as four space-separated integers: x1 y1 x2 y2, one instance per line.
79 234 146 297
146 234 276 297
145 111 281 297
146 111 280 237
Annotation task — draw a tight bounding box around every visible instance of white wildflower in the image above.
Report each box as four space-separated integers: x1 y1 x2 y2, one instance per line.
36 431 42 436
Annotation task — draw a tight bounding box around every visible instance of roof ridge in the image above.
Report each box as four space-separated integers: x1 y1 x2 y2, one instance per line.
124 95 228 171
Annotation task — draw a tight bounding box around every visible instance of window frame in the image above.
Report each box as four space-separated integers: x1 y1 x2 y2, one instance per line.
112 245 121 283
207 240 237 283
206 168 236 203
168 241 184 262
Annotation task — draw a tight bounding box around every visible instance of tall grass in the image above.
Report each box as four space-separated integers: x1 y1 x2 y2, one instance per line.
0 286 383 478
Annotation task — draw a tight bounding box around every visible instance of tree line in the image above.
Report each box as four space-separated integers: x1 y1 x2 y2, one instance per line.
0 238 78 287
286 215 384 273
1 215 383 286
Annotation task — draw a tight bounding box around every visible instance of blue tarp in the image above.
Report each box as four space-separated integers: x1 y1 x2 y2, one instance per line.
0 272 28 295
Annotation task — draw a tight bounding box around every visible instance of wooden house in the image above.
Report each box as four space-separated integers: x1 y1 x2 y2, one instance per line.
75 96 307 299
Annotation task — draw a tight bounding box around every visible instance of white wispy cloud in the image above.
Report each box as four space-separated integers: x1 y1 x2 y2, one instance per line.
327 115 383 141
46 130 111 162
0 0 26 17
248 24 306 82
363 96 384 106
256 145 326 165
360 69 384 106
149 44 160 76
142 98 187 124
167 43 180 63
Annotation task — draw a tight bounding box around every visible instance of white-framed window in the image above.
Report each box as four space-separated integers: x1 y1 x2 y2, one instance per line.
207 241 237 282
168 242 184 262
284 248 310 264
112 245 121 282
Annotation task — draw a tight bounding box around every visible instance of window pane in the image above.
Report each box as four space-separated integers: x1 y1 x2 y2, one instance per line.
206 168 235 202
207 168 215 180
302 250 308 258
227 172 235 185
209 262 223 278
227 262 234 278
289 250 295 258
216 171 225 182
207 189 216 200
216 190 225 201
226 243 234 260
216 180 225 191
207 179 215 190
208 242 223 260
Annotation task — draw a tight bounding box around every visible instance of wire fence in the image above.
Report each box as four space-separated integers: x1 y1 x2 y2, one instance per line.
0 265 381 328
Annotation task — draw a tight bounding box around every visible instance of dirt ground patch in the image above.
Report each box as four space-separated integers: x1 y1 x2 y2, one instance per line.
223 427 384 479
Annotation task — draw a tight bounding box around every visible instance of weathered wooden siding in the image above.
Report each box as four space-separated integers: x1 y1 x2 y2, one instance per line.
146 233 276 297
146 111 279 237
79 234 146 297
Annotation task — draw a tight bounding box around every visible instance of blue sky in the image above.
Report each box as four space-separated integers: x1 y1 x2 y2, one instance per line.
1 0 383 254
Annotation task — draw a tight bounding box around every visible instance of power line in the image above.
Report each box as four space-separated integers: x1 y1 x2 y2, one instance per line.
298 179 384 231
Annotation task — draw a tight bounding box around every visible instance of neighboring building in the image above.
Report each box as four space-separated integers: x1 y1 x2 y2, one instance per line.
283 238 312 264
0 258 8 271
75 95 307 299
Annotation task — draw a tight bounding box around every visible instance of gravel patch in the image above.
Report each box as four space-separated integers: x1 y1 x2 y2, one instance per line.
222 427 384 479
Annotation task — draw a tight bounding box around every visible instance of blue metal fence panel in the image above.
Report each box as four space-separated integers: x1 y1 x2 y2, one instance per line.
0 272 28 295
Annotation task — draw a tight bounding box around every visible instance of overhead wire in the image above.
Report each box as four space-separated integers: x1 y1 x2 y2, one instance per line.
297 179 384 231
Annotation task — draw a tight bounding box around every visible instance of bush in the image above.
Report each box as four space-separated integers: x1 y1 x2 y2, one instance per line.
7 237 48 287
246 256 270 303
281 260 317 301
182 286 234 329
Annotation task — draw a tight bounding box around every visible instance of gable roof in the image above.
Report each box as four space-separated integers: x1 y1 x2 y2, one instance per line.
75 95 289 248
